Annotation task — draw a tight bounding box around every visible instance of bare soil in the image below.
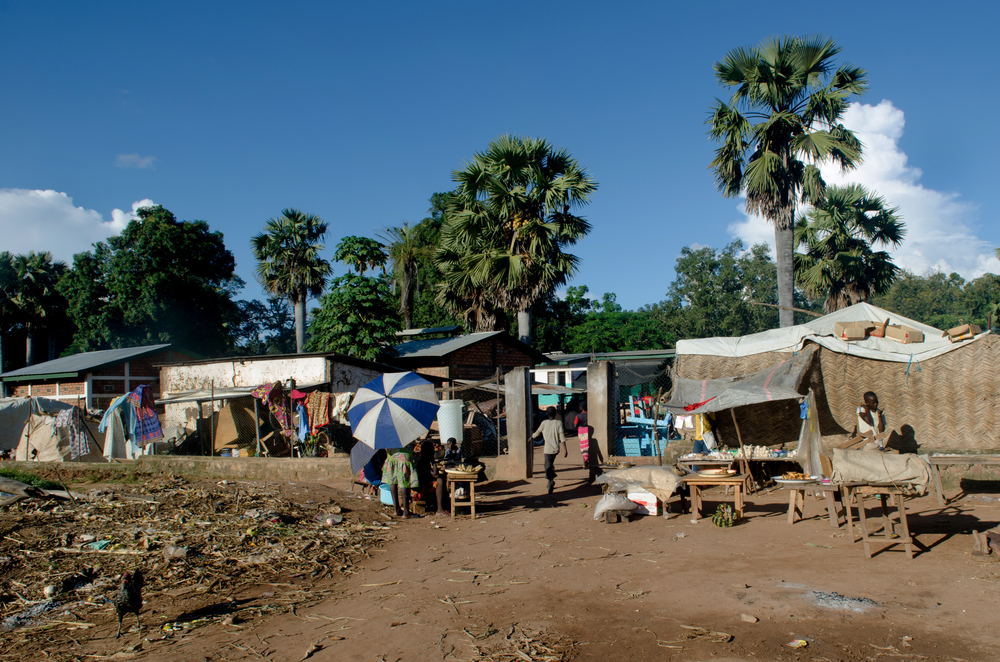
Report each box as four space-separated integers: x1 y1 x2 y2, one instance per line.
3 442 999 662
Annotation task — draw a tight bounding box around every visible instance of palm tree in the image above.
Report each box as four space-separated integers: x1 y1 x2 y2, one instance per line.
10 251 67 366
251 209 332 353
439 134 597 345
381 223 422 330
794 184 904 311
708 35 867 327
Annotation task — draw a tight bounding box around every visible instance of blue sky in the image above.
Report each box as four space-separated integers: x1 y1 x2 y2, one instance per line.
2 1 998 311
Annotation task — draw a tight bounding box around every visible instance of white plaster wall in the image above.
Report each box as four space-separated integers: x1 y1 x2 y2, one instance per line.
330 362 382 392
160 357 328 394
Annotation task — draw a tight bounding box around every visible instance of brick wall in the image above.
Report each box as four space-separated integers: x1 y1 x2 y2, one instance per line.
415 366 449 380
449 338 535 381
10 380 86 398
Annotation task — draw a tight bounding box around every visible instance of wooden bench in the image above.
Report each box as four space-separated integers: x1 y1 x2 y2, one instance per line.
844 484 915 559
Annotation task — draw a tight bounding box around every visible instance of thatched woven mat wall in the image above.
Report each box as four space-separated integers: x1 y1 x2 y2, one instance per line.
675 335 1000 453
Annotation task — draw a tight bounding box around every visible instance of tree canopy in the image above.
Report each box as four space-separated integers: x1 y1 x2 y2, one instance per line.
60 205 240 357
708 35 867 327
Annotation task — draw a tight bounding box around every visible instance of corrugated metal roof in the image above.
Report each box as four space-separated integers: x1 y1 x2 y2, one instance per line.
0 344 173 380
394 332 505 358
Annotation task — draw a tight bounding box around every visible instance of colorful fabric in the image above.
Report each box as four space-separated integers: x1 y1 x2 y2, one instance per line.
251 382 293 438
382 450 419 489
55 406 89 459
297 402 309 440
306 391 330 432
126 385 164 447
578 427 590 465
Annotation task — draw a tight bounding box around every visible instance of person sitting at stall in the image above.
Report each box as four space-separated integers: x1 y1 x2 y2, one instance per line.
359 449 387 497
856 391 889 451
443 437 462 465
383 446 420 518
415 440 448 516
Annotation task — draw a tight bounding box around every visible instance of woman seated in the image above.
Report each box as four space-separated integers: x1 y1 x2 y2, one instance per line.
415 440 449 516
358 449 387 496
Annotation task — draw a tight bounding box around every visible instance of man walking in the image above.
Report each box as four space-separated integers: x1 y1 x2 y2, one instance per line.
532 406 568 494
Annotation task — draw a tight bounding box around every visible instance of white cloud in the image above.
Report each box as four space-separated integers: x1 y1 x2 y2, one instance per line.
0 189 154 263
115 153 157 169
729 100 1000 280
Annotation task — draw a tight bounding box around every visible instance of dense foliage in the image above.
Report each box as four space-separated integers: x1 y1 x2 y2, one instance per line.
59 205 240 357
872 271 1000 331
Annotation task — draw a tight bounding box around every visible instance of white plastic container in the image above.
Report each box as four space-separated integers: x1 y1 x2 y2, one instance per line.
437 399 464 446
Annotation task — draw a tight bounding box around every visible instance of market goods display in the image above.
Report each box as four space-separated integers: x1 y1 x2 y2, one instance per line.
446 463 483 474
711 503 738 527
781 471 810 480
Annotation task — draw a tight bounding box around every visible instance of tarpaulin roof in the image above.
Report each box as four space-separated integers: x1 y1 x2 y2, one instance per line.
676 302 990 364
664 349 814 415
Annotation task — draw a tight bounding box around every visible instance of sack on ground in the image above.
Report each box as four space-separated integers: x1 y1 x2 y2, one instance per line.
593 493 639 521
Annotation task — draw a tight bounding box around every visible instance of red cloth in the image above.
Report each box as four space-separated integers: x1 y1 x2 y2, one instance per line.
683 396 716 412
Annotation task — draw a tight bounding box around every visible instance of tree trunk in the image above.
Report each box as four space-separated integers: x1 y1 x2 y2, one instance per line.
774 225 795 328
293 295 306 353
25 326 35 366
517 309 532 346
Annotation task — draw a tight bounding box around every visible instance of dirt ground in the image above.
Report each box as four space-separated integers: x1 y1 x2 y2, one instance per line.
4 441 1000 662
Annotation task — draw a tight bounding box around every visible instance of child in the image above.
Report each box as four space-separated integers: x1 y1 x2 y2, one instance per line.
382 447 419 518
443 437 462 465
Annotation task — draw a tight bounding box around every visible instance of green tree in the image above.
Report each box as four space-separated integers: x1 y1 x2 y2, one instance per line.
439 135 597 345
0 252 17 376
871 271 967 329
231 296 296 356
306 237 401 361
708 35 867 327
251 209 332 353
10 252 68 366
381 223 423 330
794 184 904 311
60 205 240 357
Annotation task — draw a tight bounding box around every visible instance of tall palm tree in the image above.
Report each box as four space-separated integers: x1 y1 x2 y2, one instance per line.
251 209 332 353
708 35 867 327
11 251 67 366
381 223 423 330
794 184 904 311
439 134 597 345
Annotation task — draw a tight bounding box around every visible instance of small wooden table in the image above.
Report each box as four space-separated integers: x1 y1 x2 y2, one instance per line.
927 455 1000 506
447 473 477 520
844 484 915 559
682 474 747 520
780 483 842 527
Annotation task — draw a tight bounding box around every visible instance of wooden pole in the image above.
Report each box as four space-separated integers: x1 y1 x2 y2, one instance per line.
730 408 754 493
254 398 261 457
209 380 215 456
652 387 663 466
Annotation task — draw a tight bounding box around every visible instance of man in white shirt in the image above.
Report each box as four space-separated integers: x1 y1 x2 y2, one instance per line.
532 406 568 494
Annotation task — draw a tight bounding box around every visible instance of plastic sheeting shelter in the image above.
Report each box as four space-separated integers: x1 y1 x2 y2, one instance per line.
675 303 1000 453
0 396 74 451
16 413 104 462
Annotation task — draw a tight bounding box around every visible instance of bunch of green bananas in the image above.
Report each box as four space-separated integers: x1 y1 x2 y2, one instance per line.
711 503 738 527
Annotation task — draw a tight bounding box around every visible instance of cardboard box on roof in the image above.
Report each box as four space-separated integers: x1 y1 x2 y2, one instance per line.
944 323 982 343
885 324 925 344
834 321 876 341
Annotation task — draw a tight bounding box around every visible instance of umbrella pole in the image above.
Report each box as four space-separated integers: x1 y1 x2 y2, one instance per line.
730 408 755 493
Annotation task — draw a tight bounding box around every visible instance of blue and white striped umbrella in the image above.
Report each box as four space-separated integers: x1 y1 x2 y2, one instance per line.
347 372 440 452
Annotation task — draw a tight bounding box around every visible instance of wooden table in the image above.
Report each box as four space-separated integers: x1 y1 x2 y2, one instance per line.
678 457 800 494
844 483 915 559
779 482 842 527
927 455 1000 506
681 473 748 520
447 473 477 520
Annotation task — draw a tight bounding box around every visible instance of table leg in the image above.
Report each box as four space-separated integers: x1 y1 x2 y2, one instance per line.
857 493 872 559
450 481 457 521
824 490 840 528
692 485 702 519
895 493 913 559
787 489 798 524
736 484 744 516
469 482 476 520
931 464 946 507
879 494 892 538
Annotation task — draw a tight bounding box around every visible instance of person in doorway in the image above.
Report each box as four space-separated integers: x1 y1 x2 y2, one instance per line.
574 406 590 468
857 391 888 451
383 447 420 518
532 406 568 494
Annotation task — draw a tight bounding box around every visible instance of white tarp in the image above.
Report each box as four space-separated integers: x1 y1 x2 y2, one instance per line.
677 302 990 364
0 397 74 451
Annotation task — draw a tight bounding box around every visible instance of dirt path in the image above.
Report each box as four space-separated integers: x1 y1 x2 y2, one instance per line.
135 446 1000 662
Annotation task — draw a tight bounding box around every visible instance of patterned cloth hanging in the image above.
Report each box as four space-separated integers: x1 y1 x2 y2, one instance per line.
127 385 164 447
54 406 88 459
306 391 330 432
251 382 294 437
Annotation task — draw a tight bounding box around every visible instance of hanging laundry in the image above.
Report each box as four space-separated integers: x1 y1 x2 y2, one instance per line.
127 385 164 447
297 401 309 440
251 382 294 437
55 406 88 459
306 391 330 432
330 392 353 425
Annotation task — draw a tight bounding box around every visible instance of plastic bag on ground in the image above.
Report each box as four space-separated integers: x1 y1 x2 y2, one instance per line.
593 493 639 521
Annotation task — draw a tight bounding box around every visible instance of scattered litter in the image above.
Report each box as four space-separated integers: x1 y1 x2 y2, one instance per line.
162 545 188 562
0 601 59 632
812 591 879 611
661 625 732 644
741 614 758 623
786 639 808 648
315 513 343 526
902 635 913 647
805 543 833 549
86 540 113 550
